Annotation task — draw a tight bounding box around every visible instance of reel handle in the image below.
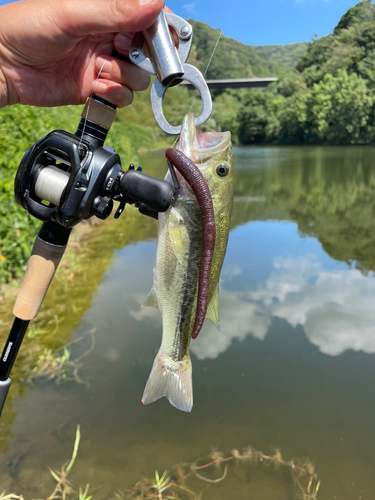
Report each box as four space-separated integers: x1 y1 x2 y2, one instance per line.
120 169 175 214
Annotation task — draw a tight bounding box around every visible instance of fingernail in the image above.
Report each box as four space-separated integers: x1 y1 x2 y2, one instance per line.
92 81 107 93
138 0 153 5
96 57 112 74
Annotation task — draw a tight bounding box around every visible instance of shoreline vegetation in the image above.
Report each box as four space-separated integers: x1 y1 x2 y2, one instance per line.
188 1 375 146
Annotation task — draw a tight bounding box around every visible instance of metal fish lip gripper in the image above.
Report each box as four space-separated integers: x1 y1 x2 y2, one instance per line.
130 11 212 135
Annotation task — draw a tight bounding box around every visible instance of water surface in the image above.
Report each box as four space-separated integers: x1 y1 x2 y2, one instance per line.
1 146 375 499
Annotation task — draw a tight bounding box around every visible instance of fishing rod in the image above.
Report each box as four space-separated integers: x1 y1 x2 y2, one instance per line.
0 10 212 416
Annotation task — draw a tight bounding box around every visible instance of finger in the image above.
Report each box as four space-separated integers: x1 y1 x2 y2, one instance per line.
91 79 134 108
114 32 133 57
95 56 150 91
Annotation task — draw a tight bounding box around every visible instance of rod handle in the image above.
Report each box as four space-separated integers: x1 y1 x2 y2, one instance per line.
0 378 11 416
13 238 67 320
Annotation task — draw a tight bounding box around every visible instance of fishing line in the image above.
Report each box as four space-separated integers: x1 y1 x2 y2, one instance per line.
171 0 237 150
188 0 237 115
78 60 107 149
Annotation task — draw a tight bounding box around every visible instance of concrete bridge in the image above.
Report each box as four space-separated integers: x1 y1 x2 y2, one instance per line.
181 77 278 90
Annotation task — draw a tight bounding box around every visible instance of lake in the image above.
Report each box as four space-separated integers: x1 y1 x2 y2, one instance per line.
1 145 375 499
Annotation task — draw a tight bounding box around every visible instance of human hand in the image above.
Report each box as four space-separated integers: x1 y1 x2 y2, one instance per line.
0 0 165 109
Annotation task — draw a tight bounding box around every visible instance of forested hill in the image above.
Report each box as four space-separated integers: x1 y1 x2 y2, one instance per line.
237 0 375 146
254 43 307 71
188 19 302 78
296 0 375 86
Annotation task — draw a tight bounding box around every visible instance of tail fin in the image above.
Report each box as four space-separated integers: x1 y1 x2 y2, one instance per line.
142 350 193 412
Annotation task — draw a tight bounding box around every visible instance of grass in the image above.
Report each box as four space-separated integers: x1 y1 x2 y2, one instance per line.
28 326 95 385
0 421 321 500
119 447 320 500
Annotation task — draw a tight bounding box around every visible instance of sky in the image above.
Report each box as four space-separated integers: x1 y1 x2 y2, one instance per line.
0 0 367 46
166 0 364 45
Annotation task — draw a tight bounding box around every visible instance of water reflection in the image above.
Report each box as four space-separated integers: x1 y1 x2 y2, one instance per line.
190 287 270 360
132 224 375 361
232 145 375 274
251 253 375 357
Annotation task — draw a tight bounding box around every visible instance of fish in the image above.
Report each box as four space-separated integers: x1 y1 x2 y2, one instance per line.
142 113 233 412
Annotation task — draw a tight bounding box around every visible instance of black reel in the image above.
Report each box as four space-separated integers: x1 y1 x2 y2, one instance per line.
15 128 175 227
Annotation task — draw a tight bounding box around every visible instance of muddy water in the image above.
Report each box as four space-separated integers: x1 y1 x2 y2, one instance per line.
1 146 375 499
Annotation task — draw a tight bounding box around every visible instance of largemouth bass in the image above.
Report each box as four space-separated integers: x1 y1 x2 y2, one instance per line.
142 113 233 412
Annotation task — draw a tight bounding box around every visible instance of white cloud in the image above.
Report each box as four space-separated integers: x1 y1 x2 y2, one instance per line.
183 3 196 15
221 265 242 280
128 292 161 324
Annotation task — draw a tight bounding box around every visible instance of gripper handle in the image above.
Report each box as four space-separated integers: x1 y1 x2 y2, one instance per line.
13 237 68 320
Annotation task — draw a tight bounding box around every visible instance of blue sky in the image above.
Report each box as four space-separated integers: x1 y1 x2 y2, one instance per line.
166 0 363 45
0 0 366 45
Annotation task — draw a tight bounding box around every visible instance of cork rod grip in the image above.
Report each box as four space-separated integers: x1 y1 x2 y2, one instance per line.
13 238 67 320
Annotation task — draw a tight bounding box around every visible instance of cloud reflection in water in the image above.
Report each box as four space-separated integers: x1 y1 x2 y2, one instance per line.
190 288 270 360
250 255 375 357
128 255 375 360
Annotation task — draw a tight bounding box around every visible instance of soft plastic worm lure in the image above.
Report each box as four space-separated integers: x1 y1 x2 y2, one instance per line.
165 148 216 339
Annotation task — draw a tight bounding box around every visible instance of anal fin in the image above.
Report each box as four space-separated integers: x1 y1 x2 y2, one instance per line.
206 284 220 330
144 287 158 309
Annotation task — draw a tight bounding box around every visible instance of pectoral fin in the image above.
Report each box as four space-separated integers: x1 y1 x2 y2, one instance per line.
206 284 220 330
144 288 159 309
168 207 188 265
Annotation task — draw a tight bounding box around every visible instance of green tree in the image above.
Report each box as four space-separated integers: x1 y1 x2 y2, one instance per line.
334 0 374 35
309 70 375 144
237 91 270 144
277 89 311 144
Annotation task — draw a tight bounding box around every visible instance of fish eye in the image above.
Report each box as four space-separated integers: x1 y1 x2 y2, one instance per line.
216 164 228 177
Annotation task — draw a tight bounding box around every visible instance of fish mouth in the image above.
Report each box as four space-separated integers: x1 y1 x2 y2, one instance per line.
177 113 231 163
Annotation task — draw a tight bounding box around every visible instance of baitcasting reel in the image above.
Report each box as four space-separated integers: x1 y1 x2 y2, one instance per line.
15 104 175 226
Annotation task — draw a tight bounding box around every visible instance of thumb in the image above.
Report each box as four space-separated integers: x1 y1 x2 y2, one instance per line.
52 0 165 37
